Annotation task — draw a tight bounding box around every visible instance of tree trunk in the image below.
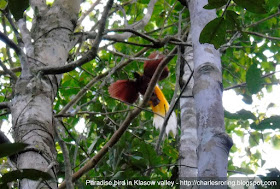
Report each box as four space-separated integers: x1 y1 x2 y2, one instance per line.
187 0 233 182
11 1 80 188
179 34 198 181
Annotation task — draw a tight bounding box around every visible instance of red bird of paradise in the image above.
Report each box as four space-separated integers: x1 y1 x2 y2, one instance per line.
108 52 177 136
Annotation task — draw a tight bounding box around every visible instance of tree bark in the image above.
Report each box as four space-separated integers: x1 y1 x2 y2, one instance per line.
11 1 80 188
187 0 233 183
179 34 198 182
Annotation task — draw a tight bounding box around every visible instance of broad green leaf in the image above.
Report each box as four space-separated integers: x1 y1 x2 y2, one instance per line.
224 109 256 120
8 0 29 21
251 116 280 130
0 143 28 158
225 10 241 31
0 169 53 184
200 17 227 49
246 63 263 94
0 0 7 10
233 0 267 14
204 0 227 9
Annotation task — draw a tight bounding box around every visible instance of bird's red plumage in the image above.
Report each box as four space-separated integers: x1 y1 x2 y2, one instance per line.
144 52 169 80
108 80 139 104
109 52 170 103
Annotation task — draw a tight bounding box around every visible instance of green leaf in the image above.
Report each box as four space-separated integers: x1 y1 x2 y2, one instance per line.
8 0 29 21
225 10 241 31
249 132 261 147
0 169 53 184
251 116 280 130
0 143 28 158
271 135 280 150
233 0 267 14
204 0 227 9
246 63 263 94
0 0 7 10
225 109 256 120
266 0 280 9
199 17 227 49
242 93 253 104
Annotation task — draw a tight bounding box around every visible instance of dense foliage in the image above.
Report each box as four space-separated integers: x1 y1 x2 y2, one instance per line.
0 0 280 187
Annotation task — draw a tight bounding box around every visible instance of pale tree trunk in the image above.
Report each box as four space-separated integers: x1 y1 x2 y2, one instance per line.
179 34 198 181
10 0 80 188
187 0 233 182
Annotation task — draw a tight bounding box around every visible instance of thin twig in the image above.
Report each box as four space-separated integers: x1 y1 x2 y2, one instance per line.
106 28 158 44
0 31 21 55
243 31 280 41
54 119 74 189
1 10 22 44
77 0 102 26
221 0 232 17
0 60 18 81
224 71 280 90
246 11 280 28
0 66 22 76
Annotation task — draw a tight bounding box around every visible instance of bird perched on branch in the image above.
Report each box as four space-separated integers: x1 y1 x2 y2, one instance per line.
108 52 177 136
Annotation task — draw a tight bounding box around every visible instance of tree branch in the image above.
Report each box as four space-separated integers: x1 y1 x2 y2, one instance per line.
104 0 158 41
0 31 21 55
18 19 34 57
37 0 114 75
0 102 10 110
0 66 21 76
54 119 74 189
105 28 192 47
77 0 102 27
106 28 158 44
224 71 280 90
246 11 280 28
1 10 22 44
0 60 18 81
243 31 280 41
0 25 29 77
